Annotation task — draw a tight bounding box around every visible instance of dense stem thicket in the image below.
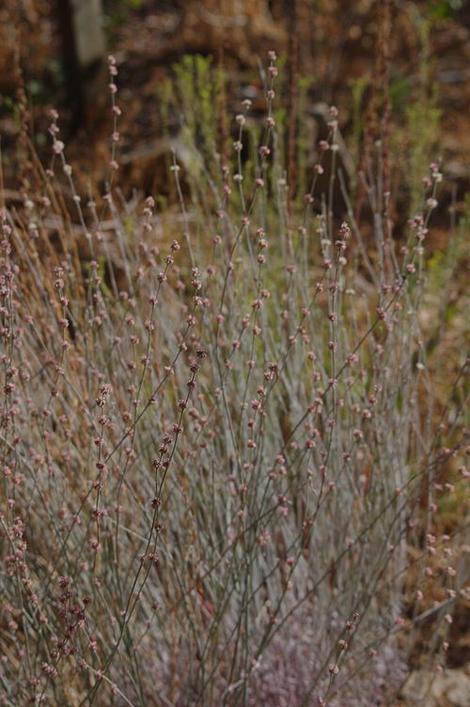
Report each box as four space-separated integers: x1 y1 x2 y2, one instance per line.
0 54 468 706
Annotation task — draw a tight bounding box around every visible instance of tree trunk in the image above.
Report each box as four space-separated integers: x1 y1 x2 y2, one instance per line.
56 0 107 130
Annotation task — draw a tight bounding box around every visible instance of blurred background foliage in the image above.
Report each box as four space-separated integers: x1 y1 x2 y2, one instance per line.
0 0 468 255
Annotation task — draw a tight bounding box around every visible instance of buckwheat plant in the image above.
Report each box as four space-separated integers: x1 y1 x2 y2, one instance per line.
0 53 468 706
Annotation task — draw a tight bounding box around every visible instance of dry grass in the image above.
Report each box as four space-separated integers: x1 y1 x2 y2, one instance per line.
0 52 468 707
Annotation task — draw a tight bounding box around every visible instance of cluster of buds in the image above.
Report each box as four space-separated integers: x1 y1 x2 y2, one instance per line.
335 221 351 251
267 50 278 76
408 214 429 242
108 55 121 172
191 267 202 292
5 517 28 577
256 227 269 267
95 384 112 409
423 161 443 189
48 109 64 156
